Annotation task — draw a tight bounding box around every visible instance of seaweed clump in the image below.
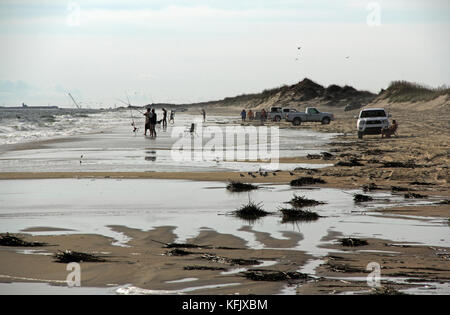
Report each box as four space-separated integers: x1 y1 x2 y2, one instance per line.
404 193 427 199
0 233 47 247
201 253 260 266
288 194 325 208
279 208 320 223
391 186 410 192
184 266 227 271
226 181 258 192
353 194 373 203
335 159 364 167
164 243 204 249
381 161 418 168
242 270 309 281
290 177 326 187
54 250 107 263
362 183 380 192
165 248 194 256
232 201 270 221
340 238 369 247
370 286 407 295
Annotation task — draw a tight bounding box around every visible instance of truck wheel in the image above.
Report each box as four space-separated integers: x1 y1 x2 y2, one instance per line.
358 131 363 139
292 118 301 126
274 115 281 122
322 117 330 125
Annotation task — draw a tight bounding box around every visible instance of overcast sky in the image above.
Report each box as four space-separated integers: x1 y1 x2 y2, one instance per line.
0 0 449 107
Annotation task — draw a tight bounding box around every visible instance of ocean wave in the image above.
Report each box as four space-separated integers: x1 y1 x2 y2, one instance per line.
0 109 127 145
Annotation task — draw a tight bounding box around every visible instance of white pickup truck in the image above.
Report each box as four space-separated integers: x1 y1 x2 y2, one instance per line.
357 108 390 139
285 107 334 126
268 107 299 122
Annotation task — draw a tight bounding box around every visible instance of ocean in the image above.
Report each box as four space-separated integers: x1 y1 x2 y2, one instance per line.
0 108 126 145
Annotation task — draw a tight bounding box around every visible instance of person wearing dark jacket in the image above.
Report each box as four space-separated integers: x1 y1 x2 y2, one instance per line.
150 108 157 138
143 108 151 136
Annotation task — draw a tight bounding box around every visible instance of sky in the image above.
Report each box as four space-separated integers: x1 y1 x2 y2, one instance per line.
0 0 449 108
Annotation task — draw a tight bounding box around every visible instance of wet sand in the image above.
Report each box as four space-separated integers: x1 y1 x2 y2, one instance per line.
0 227 312 295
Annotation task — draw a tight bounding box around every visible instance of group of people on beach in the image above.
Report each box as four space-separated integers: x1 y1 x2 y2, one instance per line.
141 107 209 138
240 108 266 122
143 108 175 137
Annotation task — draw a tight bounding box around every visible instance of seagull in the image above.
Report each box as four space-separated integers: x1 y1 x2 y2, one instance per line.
240 174 245 177
289 171 295 176
345 56 350 59
272 172 277 176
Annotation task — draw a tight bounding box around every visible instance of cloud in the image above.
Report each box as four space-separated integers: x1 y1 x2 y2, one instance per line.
0 80 34 93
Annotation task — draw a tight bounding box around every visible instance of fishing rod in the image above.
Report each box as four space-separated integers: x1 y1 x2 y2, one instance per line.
116 98 145 133
116 98 145 114
129 107 138 133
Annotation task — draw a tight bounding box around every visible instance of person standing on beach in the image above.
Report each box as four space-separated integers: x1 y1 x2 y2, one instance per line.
201 109 206 122
150 108 157 138
261 108 267 122
143 108 151 136
162 108 167 128
241 109 247 122
169 110 175 124
248 110 254 120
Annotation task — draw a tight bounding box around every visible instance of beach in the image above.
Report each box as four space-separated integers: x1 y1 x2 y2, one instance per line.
0 104 449 295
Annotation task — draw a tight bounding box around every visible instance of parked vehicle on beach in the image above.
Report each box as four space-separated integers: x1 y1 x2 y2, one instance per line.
285 107 334 126
356 108 390 139
268 107 299 122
